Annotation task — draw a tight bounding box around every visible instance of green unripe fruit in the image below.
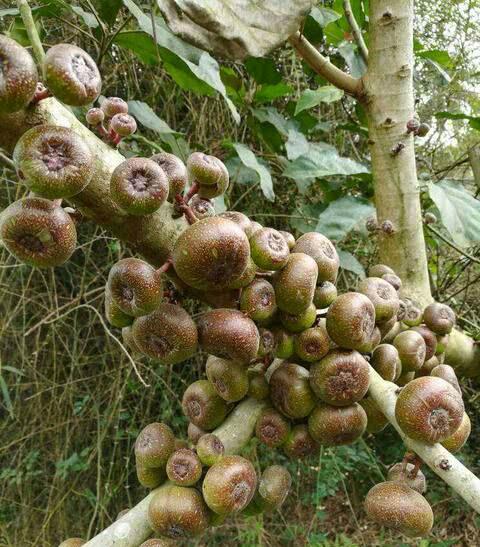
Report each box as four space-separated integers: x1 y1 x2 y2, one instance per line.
205 355 249 402
198 308 259 364
182 380 228 430
309 349 370 406
86 107 104 126
395 376 464 444
240 278 277 323
14 125 94 199
256 465 292 512
101 96 128 117
135 422 176 468
436 334 449 354
402 304 423 327
292 232 339 283
274 253 318 314
219 211 253 237
58 539 86 547
368 264 394 278
0 197 77 267
441 412 471 453
166 448 202 486
308 403 367 446
364 482 433 537
387 463 426 494
326 292 376 351
148 485 209 538
247 370 270 400
257 327 276 358
104 290 133 328
272 326 295 358
151 152 187 200
279 230 295 249
279 302 317 333
255 407 290 448
393 330 426 372
132 303 198 365
313 281 337 309
187 422 206 445
356 326 381 354
357 277 399 322
249 227 290 270
172 217 250 291
44 44 101 106
196 433 225 466
202 455 257 515
110 157 169 216
136 461 166 489
110 113 137 136
283 424 319 459
359 397 388 433
107 258 162 317
370 344 401 381
187 152 229 187
270 362 316 419
294 325 330 362
0 36 37 113
423 302 456 335
411 325 437 361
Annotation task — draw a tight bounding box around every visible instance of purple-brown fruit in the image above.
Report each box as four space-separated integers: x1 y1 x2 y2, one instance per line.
250 227 290 271
292 232 339 283
151 152 188 199
412 325 438 361
270 362 316 419
283 424 319 459
273 253 318 314
393 330 426 372
293 325 330 363
308 403 367 446
357 277 399 322
110 113 137 136
240 278 277 323
181 380 228 430
255 407 290 448
205 355 249 402
387 462 426 494
441 412 471 453
135 422 175 468
101 97 128 117
423 302 456 335
196 433 225 466
371 344 402 381
166 448 202 486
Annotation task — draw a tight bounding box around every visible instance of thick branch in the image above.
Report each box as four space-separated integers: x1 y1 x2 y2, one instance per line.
343 0 369 63
288 31 363 98
16 0 46 64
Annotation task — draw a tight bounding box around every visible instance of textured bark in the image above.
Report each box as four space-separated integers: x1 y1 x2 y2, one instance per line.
363 0 431 307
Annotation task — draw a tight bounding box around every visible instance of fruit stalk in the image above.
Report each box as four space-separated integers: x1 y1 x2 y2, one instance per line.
368 366 480 513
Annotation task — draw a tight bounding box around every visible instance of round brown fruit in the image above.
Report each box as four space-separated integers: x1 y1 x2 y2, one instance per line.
292 232 339 283
110 113 137 136
205 355 249 402
387 462 426 494
430 364 461 395
393 330 426 372
293 325 330 363
101 96 128 117
219 211 253 237
270 363 316 419
283 424 319 459
441 412 471 453
135 422 175 468
255 407 290 448
370 344 402 382
250 227 290 270
308 403 367 446
313 281 337 309
151 152 187 199
189 195 215 220
240 278 277 323
359 397 388 433
357 277 399 322
166 448 202 486
411 325 438 361
196 433 225 466
423 302 456 335
181 380 228 431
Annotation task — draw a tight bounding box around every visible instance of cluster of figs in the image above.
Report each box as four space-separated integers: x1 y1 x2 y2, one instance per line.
0 35 472 544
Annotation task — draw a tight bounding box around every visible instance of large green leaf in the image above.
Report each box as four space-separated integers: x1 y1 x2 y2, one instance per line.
245 57 282 85
252 107 292 137
338 249 365 278
315 196 374 241
295 86 344 115
338 41 367 78
94 0 123 26
127 101 178 134
309 6 341 27
416 49 453 68
254 83 293 104
233 144 275 201
114 31 160 65
435 111 480 131
428 181 480 247
123 0 240 122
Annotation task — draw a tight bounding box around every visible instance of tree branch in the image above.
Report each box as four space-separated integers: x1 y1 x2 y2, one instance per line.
16 0 46 64
342 0 369 63
288 31 363 98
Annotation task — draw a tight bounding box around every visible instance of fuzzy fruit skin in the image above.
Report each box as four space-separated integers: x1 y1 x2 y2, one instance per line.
135 422 176 468
387 463 427 494
197 308 259 364
370 344 402 382
279 302 317 333
283 424 319 459
395 376 464 444
430 364 461 394
240 278 277 323
368 263 394 278
250 227 290 270
423 302 456 335
243 464 292 516
189 195 215 220
58 540 86 547
104 290 133 328
0 36 38 114
182 380 228 430
313 281 338 309
326 292 376 351
364 481 433 537
122 325 142 354
411 325 438 361
140 539 176 547
360 397 388 433
202 455 257 515
187 422 206 445
293 325 330 363
309 349 370 406
279 230 295 249
219 211 253 237
255 407 291 448
132 303 198 365
393 330 426 372
110 113 137 136
44 44 101 106
196 433 225 466
441 412 471 453
101 97 128 117
136 461 166 489
292 232 339 283
110 157 169 216
357 277 399 322
272 326 295 358
173 217 250 291
14 125 94 199
274 253 318 314
107 258 162 317
0 197 77 267
166 448 202 486
150 152 187 200
205 355 249 402
148 485 209 538
247 370 270 399
308 403 367 446
270 363 316 419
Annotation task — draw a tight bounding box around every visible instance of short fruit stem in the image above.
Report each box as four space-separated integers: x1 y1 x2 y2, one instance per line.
174 194 197 225
157 257 173 275
184 181 199 204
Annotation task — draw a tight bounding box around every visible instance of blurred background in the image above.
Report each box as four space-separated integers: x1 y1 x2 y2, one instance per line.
0 1 479 545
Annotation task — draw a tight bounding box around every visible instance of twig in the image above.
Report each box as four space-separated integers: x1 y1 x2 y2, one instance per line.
426 225 480 265
16 0 45 64
343 0 368 63
0 151 15 170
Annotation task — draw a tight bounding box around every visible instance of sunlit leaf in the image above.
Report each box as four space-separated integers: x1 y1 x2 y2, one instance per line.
233 143 275 201
315 196 374 241
127 101 178 134
309 6 341 27
338 249 365 277
295 86 344 115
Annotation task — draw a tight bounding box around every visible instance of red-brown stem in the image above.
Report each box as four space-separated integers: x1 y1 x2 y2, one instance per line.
112 133 122 146
174 194 197 225
157 257 173 275
31 83 51 104
184 181 199 204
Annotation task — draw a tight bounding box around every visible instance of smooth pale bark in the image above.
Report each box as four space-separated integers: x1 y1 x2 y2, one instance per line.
363 0 431 306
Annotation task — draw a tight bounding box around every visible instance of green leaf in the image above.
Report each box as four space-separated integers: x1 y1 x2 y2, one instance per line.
428 181 480 247
233 143 274 201
254 83 293 104
309 6 341 27
338 41 367 78
424 59 451 84
127 101 178 134
251 107 293 137
71 6 98 28
245 57 282 85
94 0 123 26
315 196 375 241
290 203 326 234
338 249 365 278
114 31 159 65
416 49 452 68
295 86 344 115
285 130 310 160
435 112 480 131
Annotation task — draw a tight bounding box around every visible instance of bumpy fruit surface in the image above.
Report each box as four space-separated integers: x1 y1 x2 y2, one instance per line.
255 407 291 448
395 376 464 444
14 125 94 199
166 448 202 486
292 232 339 283
0 35 38 113
132 303 198 365
308 403 367 446
110 113 137 136
189 195 215 220
0 197 76 267
44 43 101 105
181 380 228 430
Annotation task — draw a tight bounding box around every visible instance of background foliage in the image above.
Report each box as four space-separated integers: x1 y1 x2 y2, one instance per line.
0 0 479 545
